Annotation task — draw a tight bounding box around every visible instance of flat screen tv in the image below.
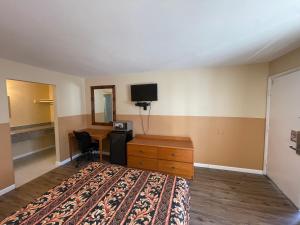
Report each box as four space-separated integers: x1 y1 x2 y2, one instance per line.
131 83 158 102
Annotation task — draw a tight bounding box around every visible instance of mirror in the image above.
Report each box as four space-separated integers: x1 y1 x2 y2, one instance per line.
91 85 116 126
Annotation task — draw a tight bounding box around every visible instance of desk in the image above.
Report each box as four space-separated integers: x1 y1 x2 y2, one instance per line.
68 128 111 161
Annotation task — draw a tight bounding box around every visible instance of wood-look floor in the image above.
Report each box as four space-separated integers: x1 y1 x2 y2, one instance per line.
0 161 299 225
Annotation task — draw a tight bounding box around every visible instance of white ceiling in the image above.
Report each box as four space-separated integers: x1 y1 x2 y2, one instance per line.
1 0 300 77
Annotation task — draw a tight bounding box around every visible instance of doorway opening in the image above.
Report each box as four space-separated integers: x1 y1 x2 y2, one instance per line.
6 80 57 187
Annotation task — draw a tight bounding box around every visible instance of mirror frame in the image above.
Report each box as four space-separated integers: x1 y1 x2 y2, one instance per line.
91 85 116 126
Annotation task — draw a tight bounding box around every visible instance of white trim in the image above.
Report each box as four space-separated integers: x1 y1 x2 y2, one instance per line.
13 145 55 160
55 153 81 166
0 184 16 196
194 163 263 175
263 77 272 175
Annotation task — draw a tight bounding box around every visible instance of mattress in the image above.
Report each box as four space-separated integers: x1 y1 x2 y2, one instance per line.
1 162 190 225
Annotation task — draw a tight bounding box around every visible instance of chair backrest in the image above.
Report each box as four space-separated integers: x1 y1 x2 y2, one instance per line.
73 131 92 153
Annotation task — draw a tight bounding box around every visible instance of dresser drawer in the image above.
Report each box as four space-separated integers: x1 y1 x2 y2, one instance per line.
127 144 157 159
158 160 194 179
128 156 158 171
158 147 193 163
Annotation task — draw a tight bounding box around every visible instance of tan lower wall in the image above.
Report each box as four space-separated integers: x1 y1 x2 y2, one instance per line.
58 114 88 161
116 114 265 170
0 123 14 190
1 113 265 190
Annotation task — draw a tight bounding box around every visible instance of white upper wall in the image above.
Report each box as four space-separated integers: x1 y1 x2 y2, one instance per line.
86 63 269 118
0 58 86 123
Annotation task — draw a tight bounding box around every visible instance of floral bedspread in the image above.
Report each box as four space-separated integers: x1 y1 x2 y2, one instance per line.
1 162 190 225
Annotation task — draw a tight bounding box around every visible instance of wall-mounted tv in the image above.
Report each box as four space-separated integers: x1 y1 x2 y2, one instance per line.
131 83 158 102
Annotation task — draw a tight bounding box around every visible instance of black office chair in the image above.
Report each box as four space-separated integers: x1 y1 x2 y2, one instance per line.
73 131 99 167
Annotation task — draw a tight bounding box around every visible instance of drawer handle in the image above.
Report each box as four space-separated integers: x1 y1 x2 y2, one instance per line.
171 166 175 169
171 153 176 157
139 162 143 165
139 150 144 153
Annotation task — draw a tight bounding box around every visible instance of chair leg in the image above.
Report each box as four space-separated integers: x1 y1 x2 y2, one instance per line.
93 151 98 162
91 151 94 162
90 151 94 162
88 151 92 162
75 154 86 168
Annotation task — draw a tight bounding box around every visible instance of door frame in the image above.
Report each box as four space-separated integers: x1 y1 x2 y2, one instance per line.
263 66 300 174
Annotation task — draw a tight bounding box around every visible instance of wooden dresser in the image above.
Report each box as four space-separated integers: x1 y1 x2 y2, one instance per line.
127 135 194 179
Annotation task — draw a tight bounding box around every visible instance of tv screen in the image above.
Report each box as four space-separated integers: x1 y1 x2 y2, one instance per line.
131 83 158 102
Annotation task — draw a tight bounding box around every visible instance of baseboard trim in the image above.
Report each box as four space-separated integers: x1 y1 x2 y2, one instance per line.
55 153 81 167
194 163 263 175
0 184 16 196
13 145 55 160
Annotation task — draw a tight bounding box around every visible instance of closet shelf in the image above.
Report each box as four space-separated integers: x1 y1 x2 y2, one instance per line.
33 99 54 104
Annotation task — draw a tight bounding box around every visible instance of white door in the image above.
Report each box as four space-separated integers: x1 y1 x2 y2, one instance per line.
267 71 300 209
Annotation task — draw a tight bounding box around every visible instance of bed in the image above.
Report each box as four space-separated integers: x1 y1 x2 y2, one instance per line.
0 162 190 225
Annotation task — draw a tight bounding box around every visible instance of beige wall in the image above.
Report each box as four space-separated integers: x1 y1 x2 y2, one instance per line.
6 80 52 127
0 58 86 191
2 45 300 192
86 63 269 170
58 115 88 160
269 47 300 76
87 64 268 118
0 59 86 123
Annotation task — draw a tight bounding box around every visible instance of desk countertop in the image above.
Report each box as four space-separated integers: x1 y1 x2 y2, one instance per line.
70 128 111 139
